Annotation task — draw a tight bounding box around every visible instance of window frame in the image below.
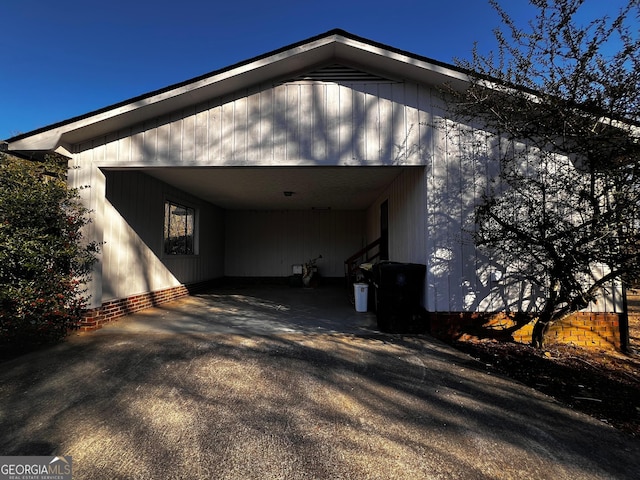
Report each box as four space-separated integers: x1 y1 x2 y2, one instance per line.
163 199 198 256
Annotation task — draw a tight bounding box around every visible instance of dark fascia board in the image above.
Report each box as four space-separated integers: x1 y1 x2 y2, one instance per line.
4 29 475 147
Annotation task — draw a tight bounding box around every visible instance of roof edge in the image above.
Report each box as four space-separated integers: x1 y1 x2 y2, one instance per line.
4 29 472 145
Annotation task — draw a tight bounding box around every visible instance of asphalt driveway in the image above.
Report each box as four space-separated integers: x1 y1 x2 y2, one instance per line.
1 285 639 479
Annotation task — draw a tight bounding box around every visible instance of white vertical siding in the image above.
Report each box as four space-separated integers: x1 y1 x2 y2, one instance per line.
326 83 340 162
208 100 221 163
366 167 427 265
70 79 479 310
364 167 427 307
77 81 435 168
224 210 365 278
69 71 619 314
273 86 287 164
220 98 235 163
337 84 354 164
155 117 168 163
70 146 106 308
194 104 208 164
96 171 225 302
377 84 393 161
182 109 196 164
425 97 490 313
285 85 299 162
312 84 328 162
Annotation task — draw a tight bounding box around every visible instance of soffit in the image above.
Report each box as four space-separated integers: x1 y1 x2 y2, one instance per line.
140 166 408 210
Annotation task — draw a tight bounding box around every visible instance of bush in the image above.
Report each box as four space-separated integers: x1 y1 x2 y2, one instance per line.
0 153 98 350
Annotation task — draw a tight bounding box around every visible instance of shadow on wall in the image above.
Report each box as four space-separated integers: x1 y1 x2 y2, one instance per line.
101 170 224 302
87 78 577 343
424 118 623 348
425 118 548 342
82 79 435 169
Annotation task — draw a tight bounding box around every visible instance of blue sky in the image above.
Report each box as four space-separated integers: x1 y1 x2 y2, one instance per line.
0 0 634 140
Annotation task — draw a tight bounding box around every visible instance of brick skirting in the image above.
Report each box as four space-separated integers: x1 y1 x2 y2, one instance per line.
78 285 189 331
78 279 222 331
78 282 623 351
429 311 622 350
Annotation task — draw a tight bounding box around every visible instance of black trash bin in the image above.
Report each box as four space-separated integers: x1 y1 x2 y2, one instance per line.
372 261 426 333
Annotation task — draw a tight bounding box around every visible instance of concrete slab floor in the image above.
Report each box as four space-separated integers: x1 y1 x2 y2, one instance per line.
2 285 640 479
92 284 379 336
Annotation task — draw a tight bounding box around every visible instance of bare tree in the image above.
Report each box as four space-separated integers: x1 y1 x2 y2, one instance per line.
449 0 640 348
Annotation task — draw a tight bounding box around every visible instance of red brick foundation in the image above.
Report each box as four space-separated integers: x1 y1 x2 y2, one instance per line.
78 285 189 331
429 311 622 350
77 279 221 331
78 284 623 351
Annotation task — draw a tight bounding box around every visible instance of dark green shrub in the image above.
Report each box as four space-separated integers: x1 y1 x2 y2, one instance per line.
0 153 98 350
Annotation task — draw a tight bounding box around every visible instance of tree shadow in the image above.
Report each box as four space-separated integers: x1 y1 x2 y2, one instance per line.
0 316 638 478
424 109 550 341
72 64 568 344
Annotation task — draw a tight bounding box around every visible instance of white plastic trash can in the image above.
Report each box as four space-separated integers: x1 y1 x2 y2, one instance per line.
354 283 369 312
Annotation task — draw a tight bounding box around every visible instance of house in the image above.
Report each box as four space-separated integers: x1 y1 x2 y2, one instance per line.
3 29 624 348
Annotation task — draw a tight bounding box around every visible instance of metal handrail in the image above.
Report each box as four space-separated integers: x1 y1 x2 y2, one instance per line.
344 238 381 301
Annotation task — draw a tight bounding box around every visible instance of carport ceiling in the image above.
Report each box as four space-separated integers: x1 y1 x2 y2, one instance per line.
143 166 412 210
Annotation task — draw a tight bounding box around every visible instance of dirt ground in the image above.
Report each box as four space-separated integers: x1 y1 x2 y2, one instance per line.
449 313 640 437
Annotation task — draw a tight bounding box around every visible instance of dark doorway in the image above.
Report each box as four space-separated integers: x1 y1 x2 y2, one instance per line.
380 200 389 260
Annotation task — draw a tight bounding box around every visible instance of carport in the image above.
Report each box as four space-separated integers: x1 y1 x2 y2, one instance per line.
6 30 435 327
94 160 429 332
103 163 426 285
142 165 410 280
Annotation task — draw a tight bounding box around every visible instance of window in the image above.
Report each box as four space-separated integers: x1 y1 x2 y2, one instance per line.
164 200 195 255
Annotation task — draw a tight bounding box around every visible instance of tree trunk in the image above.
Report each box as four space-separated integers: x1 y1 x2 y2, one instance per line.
531 307 576 349
531 318 549 349
531 285 559 349
531 308 554 349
